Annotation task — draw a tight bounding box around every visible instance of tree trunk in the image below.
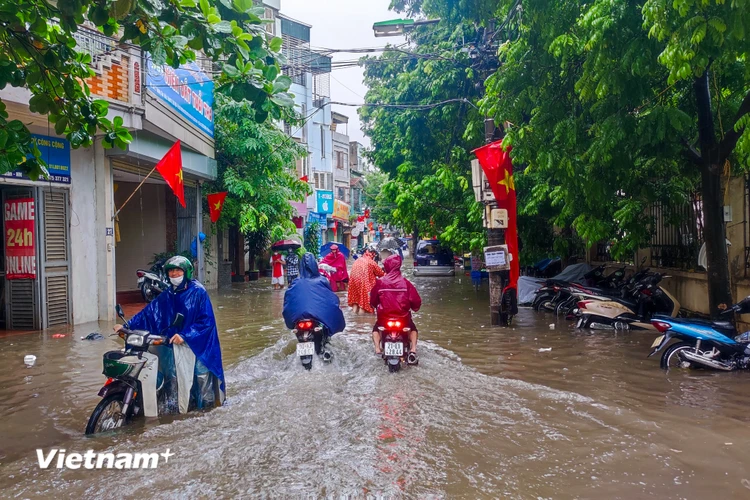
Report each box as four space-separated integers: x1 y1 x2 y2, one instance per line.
694 71 733 318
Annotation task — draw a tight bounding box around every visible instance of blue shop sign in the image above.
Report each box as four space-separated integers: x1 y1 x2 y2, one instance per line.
316 190 334 214
146 57 214 138
3 134 71 184
307 212 327 226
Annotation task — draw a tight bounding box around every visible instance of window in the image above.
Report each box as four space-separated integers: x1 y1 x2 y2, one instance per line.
314 172 331 190
338 187 345 200
336 151 344 169
284 121 292 136
320 125 326 158
296 154 309 178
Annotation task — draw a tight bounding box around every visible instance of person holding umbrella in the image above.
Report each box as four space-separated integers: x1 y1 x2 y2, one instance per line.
270 250 286 290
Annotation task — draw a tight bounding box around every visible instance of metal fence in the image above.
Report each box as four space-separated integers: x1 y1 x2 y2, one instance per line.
649 193 704 270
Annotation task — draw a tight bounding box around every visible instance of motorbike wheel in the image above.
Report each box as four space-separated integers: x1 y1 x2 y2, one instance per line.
532 294 551 312
556 297 574 316
141 286 154 303
85 392 130 435
660 342 694 370
388 362 401 373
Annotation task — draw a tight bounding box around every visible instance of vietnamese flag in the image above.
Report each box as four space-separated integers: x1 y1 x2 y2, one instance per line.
300 175 309 183
207 191 228 223
156 141 185 208
473 140 519 300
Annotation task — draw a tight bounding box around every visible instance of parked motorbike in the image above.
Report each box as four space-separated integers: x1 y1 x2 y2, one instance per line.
85 305 183 435
555 267 656 318
576 273 679 331
377 318 418 373
532 264 615 312
137 258 169 303
293 319 333 370
648 297 750 370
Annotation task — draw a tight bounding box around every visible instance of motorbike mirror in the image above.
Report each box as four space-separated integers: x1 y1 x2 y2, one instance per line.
115 304 126 321
172 313 185 329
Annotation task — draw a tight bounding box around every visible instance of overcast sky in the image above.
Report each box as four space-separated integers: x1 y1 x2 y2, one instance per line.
280 0 404 147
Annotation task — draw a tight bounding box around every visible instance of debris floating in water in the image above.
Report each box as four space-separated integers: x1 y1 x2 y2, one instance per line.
81 333 105 341
539 347 553 353
51 334 66 339
24 355 36 367
549 324 555 330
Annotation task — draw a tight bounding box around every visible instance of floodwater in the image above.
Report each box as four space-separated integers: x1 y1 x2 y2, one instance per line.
2 268 750 498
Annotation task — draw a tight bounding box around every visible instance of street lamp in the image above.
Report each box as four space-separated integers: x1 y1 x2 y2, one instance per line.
373 18 440 37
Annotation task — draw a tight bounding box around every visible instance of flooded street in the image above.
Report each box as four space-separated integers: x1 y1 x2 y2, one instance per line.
2 270 750 498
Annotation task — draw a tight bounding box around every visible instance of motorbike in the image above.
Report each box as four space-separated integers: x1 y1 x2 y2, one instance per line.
137 258 169 303
576 273 679 331
532 264 628 313
377 318 418 373
648 297 750 371
293 319 333 370
85 305 183 435
555 267 656 318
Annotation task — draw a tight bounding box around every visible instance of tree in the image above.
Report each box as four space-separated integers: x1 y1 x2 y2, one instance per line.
210 95 309 268
360 22 487 253
394 0 750 317
0 0 295 178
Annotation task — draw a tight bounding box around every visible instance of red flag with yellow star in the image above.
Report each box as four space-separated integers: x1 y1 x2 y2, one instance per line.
473 140 519 296
156 141 185 208
207 191 228 223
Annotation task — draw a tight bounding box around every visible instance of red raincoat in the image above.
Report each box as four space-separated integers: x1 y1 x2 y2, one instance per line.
370 255 422 325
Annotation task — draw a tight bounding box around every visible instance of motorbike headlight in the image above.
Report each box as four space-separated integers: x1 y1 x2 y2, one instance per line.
126 334 145 347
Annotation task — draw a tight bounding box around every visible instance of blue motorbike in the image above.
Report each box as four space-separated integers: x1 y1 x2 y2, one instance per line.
648 297 750 370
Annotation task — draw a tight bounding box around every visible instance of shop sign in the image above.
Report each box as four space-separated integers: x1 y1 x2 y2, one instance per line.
3 134 71 184
307 212 327 226
333 200 350 221
316 190 334 214
5 198 36 279
146 57 214 138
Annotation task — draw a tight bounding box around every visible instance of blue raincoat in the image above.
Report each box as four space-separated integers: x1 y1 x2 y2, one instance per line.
283 253 346 334
127 279 226 396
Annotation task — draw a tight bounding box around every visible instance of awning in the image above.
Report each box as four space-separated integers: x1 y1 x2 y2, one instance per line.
291 201 308 217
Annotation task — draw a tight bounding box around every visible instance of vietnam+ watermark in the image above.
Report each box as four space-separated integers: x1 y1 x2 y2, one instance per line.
36 448 174 469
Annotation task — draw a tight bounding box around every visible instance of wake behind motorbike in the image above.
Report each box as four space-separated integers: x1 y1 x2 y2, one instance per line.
378 318 418 373
649 296 750 371
293 319 333 370
85 305 183 435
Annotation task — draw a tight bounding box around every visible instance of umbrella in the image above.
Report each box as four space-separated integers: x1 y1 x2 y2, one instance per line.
320 242 350 259
272 239 301 251
377 237 402 251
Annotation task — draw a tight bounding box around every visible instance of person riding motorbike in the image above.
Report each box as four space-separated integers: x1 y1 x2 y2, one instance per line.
114 255 225 413
283 253 346 344
370 254 422 363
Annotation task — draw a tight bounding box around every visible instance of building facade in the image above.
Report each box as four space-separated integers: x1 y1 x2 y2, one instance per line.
0 24 215 330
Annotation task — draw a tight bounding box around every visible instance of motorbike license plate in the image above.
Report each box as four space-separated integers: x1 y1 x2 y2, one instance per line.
297 342 315 357
384 342 404 357
430 260 438 266
651 335 665 349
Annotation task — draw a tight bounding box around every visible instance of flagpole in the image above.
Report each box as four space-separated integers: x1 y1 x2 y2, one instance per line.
112 164 158 220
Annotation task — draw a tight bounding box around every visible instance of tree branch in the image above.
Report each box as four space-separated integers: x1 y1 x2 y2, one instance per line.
718 89 750 164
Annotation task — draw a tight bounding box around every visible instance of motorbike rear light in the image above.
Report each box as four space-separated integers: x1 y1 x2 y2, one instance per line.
553 286 560 292
136 270 146 278
652 321 672 333
577 301 592 309
413 261 419 267
297 321 314 330
386 320 402 328
104 377 115 386
641 289 653 296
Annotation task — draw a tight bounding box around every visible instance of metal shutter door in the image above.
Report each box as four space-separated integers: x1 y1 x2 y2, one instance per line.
3 188 39 330
41 189 71 327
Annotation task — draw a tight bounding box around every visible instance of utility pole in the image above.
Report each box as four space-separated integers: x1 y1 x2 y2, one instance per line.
484 118 506 326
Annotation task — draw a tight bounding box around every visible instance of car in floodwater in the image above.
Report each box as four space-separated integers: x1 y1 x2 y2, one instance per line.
413 240 455 277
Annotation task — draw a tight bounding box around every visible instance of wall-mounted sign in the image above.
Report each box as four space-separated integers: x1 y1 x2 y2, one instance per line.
3 134 71 184
106 227 114 236
484 245 511 272
5 198 36 279
316 190 334 214
146 57 214 138
333 200 350 221
307 212 327 226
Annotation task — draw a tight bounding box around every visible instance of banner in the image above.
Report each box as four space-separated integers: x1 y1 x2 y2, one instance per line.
146 58 215 137
5 198 36 279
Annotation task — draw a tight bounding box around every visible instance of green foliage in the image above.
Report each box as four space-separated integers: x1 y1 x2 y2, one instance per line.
210 95 310 238
304 221 322 258
0 0 295 179
360 23 488 253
